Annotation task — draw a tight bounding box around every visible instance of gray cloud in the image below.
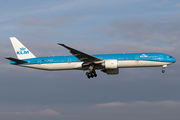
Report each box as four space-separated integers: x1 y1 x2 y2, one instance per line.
1 36 179 120
176 3 180 7
94 102 128 107
42 0 142 12
93 16 180 46
1 100 180 120
0 109 61 116
94 100 180 108
1 0 180 120
63 34 91 40
20 17 74 27
85 100 180 120
150 0 169 7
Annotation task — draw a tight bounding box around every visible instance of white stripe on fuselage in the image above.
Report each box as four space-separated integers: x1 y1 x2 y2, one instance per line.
18 62 83 71
118 60 172 68
17 60 173 71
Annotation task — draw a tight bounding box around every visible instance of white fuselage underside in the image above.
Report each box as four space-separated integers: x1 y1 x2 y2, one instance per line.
17 60 172 71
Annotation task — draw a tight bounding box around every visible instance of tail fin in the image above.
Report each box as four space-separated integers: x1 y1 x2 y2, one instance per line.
10 37 36 59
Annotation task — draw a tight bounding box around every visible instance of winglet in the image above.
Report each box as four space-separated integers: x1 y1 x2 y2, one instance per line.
57 43 65 46
57 43 72 50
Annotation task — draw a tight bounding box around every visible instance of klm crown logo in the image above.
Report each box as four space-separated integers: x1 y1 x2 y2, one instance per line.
140 54 148 58
20 47 26 51
17 47 29 55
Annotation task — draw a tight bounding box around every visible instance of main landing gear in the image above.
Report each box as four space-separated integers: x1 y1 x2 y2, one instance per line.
162 65 167 73
86 64 97 79
86 70 97 79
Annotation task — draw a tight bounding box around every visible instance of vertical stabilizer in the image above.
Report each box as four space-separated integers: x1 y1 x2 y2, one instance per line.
10 37 36 59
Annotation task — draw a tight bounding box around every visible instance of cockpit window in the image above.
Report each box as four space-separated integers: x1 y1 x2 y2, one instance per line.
170 56 174 58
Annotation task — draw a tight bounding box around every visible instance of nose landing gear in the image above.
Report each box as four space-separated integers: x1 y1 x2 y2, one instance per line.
162 65 167 73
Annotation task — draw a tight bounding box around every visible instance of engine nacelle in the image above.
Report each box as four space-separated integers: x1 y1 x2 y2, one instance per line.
101 68 119 75
104 59 118 69
101 59 119 74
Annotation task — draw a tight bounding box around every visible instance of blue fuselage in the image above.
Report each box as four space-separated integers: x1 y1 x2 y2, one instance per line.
10 53 176 71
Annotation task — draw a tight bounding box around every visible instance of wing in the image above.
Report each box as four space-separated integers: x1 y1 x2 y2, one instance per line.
58 43 103 65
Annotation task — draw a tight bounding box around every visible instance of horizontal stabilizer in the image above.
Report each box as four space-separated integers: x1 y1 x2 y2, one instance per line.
5 57 28 63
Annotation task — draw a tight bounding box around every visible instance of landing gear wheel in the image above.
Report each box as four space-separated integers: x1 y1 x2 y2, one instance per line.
87 75 90 79
85 69 97 79
162 70 165 73
94 73 97 77
91 74 94 78
86 72 90 78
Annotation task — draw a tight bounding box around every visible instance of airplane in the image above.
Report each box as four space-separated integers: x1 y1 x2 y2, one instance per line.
6 37 176 79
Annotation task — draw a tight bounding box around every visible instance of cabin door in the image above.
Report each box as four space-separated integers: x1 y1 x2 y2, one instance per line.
159 55 163 61
38 59 41 65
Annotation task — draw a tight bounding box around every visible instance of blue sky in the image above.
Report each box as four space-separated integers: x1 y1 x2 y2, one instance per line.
1 0 180 120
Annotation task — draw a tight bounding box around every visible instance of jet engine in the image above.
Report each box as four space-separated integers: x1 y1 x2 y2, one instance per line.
101 59 119 74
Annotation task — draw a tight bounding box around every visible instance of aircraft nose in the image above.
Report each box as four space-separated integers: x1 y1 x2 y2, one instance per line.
172 58 176 63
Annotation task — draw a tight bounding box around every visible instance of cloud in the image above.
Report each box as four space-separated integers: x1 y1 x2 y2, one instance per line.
93 17 180 46
94 102 128 107
17 17 75 38
45 0 142 12
150 0 169 7
86 101 180 120
20 17 74 27
0 109 61 116
175 3 180 7
94 100 180 108
63 35 91 39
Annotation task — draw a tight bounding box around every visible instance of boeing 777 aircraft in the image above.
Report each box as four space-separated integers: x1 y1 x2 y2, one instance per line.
6 37 176 79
